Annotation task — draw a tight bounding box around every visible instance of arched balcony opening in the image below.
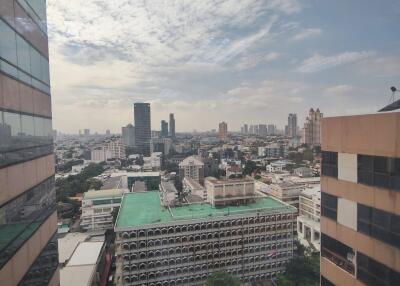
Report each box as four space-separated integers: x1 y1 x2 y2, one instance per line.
168 227 174 234
122 243 129 250
122 232 130 239
139 252 146 259
147 230 154 236
139 263 146 270
139 230 146 237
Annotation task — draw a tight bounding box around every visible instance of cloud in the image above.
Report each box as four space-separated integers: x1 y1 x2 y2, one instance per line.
234 52 280 70
323 84 357 96
292 28 322 41
297 51 375 73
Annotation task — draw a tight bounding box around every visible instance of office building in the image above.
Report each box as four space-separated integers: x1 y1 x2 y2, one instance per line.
259 124 267 136
267 124 276 135
297 185 321 251
287 114 297 138
114 191 296 286
91 148 112 162
134 103 151 155
151 137 172 155
161 120 168 138
244 124 248 134
84 129 90 136
169 113 175 139
105 138 126 159
122 124 135 147
218 121 228 141
81 189 128 231
0 1 59 285
179 156 205 185
301 108 323 146
106 129 111 136
320 112 400 286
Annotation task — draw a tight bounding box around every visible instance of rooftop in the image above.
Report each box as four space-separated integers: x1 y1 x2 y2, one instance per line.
205 176 254 185
179 156 204 167
111 171 160 177
83 188 127 200
115 191 293 229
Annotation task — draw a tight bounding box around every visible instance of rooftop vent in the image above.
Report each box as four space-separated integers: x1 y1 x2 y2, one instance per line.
378 86 400 112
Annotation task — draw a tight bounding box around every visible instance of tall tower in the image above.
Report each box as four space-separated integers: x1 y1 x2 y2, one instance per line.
169 113 175 139
218 122 228 141
0 1 59 285
134 103 151 155
161 120 168 138
287 113 298 137
301 108 323 146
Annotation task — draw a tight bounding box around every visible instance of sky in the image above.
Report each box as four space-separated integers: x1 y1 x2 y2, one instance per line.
47 0 400 133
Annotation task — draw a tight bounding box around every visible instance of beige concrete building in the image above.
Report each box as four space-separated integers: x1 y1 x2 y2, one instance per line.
0 1 59 285
205 177 256 206
218 121 228 141
178 156 204 185
320 112 400 286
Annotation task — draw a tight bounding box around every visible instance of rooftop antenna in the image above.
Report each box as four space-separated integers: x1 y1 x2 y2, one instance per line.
378 86 400 112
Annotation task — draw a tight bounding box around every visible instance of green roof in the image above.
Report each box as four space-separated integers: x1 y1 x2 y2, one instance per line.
115 191 292 229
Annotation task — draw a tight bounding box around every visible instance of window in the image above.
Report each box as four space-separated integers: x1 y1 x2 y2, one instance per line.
357 252 400 286
0 176 55 268
0 19 17 65
358 154 400 191
321 276 335 286
322 151 338 178
321 234 355 275
357 203 400 248
321 192 337 221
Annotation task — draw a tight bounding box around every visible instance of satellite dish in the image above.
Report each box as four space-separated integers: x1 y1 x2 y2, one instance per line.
378 86 400 112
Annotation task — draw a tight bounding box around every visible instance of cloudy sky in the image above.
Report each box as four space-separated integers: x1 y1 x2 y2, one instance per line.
47 0 400 133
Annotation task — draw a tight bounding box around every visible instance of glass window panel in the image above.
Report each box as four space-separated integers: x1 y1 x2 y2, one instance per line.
0 19 17 65
29 46 42 80
17 69 32 85
374 156 388 173
358 155 374 171
40 55 49 84
3 112 21 136
34 116 45 137
21 115 35 136
0 59 18 78
16 35 31 73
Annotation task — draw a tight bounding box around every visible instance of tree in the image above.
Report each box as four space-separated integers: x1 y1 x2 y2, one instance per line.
277 254 320 286
206 272 240 286
243 160 257 176
85 178 103 190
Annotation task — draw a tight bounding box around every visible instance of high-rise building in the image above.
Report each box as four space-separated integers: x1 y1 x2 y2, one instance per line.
106 129 111 136
161 120 168 138
259 124 267 136
0 2 59 285
320 112 400 286
301 108 323 146
122 124 135 147
287 114 297 138
218 121 228 141
84 128 90 136
169 113 175 139
267 124 276 135
244 124 248 134
134 103 151 155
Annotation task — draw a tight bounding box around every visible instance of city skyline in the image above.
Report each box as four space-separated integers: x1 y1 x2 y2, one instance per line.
48 0 400 133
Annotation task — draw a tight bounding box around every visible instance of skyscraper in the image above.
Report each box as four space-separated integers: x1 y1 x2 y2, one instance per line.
287 113 298 137
134 103 151 155
320 112 400 286
169 113 175 139
161 120 168 138
0 1 59 285
259 124 267 136
301 108 323 146
218 121 228 141
244 124 248 134
122 124 135 147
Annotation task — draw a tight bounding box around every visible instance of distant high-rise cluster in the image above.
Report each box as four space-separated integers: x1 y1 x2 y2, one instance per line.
301 108 322 146
242 123 276 136
218 121 228 141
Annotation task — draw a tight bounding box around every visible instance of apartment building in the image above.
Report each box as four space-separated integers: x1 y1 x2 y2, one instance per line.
178 156 204 185
81 189 128 231
114 192 296 286
320 112 400 286
297 185 321 251
0 1 59 285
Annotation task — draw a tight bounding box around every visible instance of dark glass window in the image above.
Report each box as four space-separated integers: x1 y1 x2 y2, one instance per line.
0 111 53 168
19 232 58 286
357 203 400 249
321 192 337 221
321 276 335 286
357 252 400 286
321 233 355 275
358 154 400 192
322 151 338 178
0 176 55 268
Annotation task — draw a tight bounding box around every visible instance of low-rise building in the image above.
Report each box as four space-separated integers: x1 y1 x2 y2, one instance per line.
294 167 314 178
297 185 321 251
81 189 128 231
183 177 207 201
205 177 255 207
114 191 296 286
265 182 304 211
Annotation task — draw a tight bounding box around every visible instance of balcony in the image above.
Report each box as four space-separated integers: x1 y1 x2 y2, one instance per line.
321 247 355 275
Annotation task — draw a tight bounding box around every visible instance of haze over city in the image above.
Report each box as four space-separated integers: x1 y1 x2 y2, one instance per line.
48 0 400 133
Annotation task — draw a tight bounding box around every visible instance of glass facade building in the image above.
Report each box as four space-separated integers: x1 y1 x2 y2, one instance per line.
0 1 58 285
134 103 151 155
